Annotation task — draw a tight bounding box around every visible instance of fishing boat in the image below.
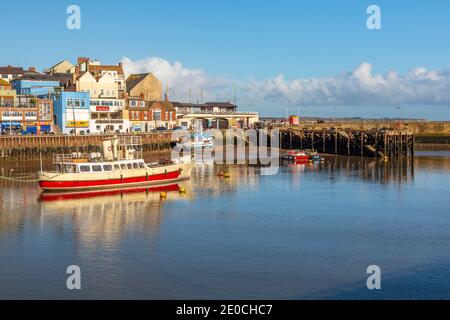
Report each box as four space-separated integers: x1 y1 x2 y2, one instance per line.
306 149 325 162
282 150 310 163
38 136 193 192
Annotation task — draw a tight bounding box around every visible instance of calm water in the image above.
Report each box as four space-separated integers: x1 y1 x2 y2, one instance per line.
1 152 450 299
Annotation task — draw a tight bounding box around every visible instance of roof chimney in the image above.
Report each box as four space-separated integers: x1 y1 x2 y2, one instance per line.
29 67 36 72
77 57 89 64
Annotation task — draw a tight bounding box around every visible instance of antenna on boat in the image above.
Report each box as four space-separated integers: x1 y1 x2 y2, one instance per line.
39 136 43 173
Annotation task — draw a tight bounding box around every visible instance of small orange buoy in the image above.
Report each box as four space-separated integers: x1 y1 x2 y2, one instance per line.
223 172 230 178
179 187 186 194
218 171 224 177
160 191 167 199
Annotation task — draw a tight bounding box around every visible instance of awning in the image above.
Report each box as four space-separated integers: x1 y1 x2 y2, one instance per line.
25 126 37 134
1 122 22 128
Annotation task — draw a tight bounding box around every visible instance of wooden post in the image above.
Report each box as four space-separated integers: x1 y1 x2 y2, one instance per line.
335 131 338 154
322 131 326 153
361 133 364 157
300 132 303 150
290 132 293 149
374 132 378 157
347 133 350 156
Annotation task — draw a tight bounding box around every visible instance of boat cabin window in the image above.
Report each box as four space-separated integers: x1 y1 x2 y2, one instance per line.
103 165 113 172
139 162 145 169
120 164 127 170
114 164 120 171
79 165 91 173
92 165 102 172
127 163 132 170
62 164 77 173
133 163 139 169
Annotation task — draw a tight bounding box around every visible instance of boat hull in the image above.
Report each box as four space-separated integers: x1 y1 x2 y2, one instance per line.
38 163 193 192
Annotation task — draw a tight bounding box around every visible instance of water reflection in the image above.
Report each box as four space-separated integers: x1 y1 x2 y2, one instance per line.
1 153 449 299
0 156 420 238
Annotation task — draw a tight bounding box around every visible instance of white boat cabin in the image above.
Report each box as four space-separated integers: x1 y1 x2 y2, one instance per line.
57 160 148 174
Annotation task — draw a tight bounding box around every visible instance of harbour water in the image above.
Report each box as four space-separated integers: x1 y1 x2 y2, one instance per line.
1 152 449 299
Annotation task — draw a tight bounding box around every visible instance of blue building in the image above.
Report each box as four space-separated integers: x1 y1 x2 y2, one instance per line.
52 91 90 134
12 74 61 97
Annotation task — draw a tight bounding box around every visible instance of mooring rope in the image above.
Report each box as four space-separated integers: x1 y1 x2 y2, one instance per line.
0 175 40 183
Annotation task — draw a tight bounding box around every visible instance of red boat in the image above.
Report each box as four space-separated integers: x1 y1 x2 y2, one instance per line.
282 150 310 163
38 136 193 192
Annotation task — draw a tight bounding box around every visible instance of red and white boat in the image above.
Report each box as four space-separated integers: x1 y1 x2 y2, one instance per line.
38 136 193 192
282 150 310 163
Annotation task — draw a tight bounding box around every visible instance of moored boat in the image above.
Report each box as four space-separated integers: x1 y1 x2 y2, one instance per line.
38 136 193 192
282 150 310 163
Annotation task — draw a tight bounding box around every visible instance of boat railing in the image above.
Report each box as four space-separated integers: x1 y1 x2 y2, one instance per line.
53 153 99 165
117 135 143 147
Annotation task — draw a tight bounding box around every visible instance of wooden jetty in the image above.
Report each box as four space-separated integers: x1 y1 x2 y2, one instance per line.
0 133 173 160
280 129 414 158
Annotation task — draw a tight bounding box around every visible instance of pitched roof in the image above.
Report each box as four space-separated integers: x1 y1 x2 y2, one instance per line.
126 73 149 92
205 102 237 108
147 101 176 112
89 65 124 76
0 78 11 86
45 60 74 73
0 66 24 75
15 74 60 82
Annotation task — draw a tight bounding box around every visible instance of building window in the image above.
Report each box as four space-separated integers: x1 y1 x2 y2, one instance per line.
153 110 161 121
67 98 73 107
25 111 37 118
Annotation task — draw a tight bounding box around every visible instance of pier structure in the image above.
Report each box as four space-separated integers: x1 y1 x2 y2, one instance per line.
280 129 414 158
0 133 173 160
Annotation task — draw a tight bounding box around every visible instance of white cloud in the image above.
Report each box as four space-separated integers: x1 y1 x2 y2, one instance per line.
121 56 450 107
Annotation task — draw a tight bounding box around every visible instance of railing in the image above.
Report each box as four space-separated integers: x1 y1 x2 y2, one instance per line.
177 110 259 116
0 104 37 109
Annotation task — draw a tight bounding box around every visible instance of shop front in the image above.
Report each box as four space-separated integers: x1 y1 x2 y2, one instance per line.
1 121 22 134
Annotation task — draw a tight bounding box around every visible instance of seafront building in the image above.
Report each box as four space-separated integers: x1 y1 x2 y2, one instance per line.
172 102 259 129
128 95 177 131
52 91 90 134
0 93 53 134
0 57 259 134
12 74 61 96
126 73 162 101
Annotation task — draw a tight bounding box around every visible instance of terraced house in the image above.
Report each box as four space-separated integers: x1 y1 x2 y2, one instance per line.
71 58 128 133
0 95 53 134
127 96 176 132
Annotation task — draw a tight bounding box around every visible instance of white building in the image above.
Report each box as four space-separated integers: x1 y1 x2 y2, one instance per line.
89 98 129 134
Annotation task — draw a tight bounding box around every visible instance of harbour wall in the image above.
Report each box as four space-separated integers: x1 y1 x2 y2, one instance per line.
0 133 173 160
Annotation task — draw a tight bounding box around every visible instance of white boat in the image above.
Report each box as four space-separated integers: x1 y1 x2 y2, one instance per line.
38 136 193 192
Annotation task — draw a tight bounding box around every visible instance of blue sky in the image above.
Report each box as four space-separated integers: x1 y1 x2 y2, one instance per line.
4 0 450 118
